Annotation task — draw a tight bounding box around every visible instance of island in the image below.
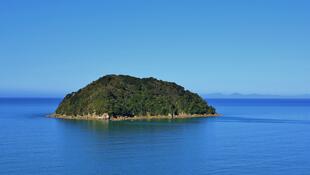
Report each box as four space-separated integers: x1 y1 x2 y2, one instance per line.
53 75 218 120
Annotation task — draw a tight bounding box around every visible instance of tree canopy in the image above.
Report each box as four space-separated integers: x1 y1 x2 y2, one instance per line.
56 75 216 117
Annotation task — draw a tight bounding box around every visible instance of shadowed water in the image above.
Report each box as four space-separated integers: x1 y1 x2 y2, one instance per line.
0 98 310 175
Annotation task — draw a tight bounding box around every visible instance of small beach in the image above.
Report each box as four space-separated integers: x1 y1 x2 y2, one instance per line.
51 113 221 121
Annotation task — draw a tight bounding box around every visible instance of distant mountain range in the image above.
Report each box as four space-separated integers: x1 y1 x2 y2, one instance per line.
202 93 310 99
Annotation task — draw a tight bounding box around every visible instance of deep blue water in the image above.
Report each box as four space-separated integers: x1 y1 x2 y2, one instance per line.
0 98 310 175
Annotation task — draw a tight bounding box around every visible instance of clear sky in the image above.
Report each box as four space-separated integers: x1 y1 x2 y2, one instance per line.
0 0 309 97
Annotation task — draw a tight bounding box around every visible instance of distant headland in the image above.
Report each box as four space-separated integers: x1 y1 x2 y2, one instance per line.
52 75 218 121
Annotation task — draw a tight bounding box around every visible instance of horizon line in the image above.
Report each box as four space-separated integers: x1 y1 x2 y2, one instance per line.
0 94 310 99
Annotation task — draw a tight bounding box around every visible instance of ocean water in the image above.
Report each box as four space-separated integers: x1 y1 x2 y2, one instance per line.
0 98 310 175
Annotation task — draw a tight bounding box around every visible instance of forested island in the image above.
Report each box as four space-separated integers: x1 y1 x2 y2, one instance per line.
53 75 217 120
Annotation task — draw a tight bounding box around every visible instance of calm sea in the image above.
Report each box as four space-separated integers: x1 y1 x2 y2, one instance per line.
0 98 310 175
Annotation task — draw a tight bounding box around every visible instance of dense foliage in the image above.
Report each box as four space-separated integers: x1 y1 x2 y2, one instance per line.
56 75 216 117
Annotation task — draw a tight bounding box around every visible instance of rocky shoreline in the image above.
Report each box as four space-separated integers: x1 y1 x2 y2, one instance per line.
50 113 221 121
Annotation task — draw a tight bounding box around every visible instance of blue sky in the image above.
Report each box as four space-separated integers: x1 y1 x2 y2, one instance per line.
0 0 309 97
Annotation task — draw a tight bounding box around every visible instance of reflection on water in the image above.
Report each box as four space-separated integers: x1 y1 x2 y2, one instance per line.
56 117 217 132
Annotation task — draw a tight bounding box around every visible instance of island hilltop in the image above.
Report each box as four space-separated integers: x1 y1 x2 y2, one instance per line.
53 75 217 120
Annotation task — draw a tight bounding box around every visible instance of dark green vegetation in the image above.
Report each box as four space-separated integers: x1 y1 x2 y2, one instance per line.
56 75 216 117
